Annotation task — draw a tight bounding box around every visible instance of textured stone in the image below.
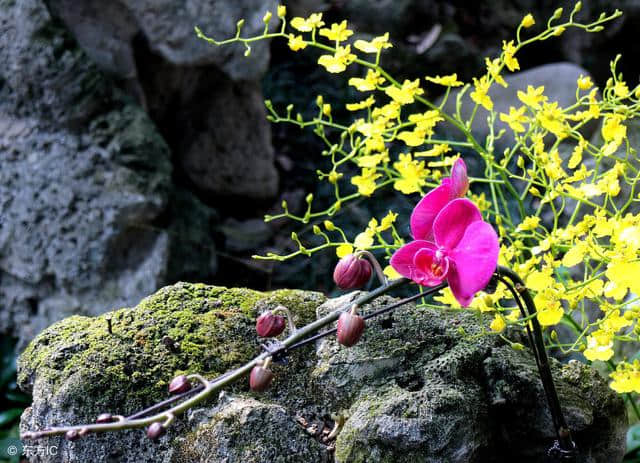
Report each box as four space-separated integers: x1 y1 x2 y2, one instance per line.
0 0 173 346
176 78 278 199
19 283 327 463
48 0 277 81
165 188 218 284
19 285 626 462
172 395 328 462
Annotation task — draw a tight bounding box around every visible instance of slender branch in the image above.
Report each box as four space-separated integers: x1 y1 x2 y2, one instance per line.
21 278 411 440
22 267 576 463
280 283 446 354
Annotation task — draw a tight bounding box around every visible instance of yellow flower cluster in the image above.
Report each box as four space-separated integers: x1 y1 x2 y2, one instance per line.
610 361 640 394
211 4 640 398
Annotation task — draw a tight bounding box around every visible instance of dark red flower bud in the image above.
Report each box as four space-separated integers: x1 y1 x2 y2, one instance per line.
65 430 80 441
168 375 191 394
256 311 286 337
146 422 165 441
249 365 274 392
95 413 113 423
333 254 372 289
337 311 365 347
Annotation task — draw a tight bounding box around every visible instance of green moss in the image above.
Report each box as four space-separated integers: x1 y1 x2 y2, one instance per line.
18 283 325 416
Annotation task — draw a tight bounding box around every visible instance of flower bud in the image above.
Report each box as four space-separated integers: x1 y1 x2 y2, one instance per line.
256 311 286 337
450 158 469 197
65 430 80 441
249 365 274 392
168 375 192 394
95 413 114 423
336 311 365 347
333 254 372 289
147 422 165 441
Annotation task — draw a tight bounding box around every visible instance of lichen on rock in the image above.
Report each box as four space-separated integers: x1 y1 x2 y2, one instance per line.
19 283 626 462
19 283 324 412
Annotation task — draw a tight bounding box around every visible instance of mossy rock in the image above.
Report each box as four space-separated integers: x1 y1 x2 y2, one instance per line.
18 284 626 462
19 283 324 415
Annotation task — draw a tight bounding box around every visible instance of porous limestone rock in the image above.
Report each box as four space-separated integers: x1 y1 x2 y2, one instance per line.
18 284 626 462
46 0 280 200
0 0 173 346
48 0 277 81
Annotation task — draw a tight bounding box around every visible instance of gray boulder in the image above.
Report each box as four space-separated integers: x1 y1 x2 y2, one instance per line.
18 283 626 462
46 0 279 200
47 0 277 81
437 62 597 152
0 0 173 346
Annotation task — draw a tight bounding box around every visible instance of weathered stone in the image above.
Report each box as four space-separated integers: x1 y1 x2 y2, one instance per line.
19 283 326 462
220 218 274 253
19 285 626 462
176 78 278 199
0 0 173 346
165 188 218 284
48 0 277 81
133 40 279 201
172 395 328 462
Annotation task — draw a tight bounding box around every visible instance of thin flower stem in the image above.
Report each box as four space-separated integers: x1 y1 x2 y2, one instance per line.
273 305 297 333
355 250 387 286
22 278 411 440
496 266 577 459
282 283 446 353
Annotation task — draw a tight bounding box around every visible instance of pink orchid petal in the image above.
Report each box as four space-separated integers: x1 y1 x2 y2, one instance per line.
410 183 452 240
390 240 437 281
433 198 482 251
447 220 500 306
413 248 449 286
445 264 473 307
450 159 469 198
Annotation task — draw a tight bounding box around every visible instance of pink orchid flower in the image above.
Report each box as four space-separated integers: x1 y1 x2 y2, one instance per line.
390 160 499 307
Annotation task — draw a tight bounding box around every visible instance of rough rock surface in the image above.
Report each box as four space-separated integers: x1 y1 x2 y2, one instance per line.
47 0 280 200
19 284 626 462
0 0 278 344
0 0 172 345
48 0 276 81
